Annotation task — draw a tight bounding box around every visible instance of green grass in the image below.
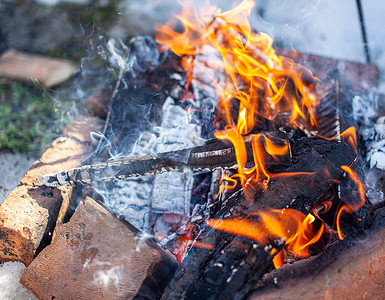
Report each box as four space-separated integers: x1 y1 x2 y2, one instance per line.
0 81 62 155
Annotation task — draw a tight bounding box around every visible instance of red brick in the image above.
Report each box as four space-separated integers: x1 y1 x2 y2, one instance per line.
21 137 89 187
85 89 111 119
21 116 103 186
0 185 63 265
20 197 177 299
0 50 77 88
0 116 103 265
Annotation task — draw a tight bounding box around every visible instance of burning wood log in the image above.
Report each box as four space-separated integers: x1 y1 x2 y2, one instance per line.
41 132 291 187
249 207 385 300
161 137 357 300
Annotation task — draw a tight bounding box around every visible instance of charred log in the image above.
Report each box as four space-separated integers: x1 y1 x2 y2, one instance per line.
161 137 357 300
249 206 385 300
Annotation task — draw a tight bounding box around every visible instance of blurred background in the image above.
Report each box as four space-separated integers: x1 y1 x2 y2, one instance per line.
0 0 384 298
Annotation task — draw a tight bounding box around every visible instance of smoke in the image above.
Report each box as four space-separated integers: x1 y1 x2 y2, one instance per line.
92 265 124 290
92 96 205 232
105 39 128 70
83 259 125 291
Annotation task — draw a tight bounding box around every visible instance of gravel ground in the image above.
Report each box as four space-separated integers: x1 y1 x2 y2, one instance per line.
0 152 36 205
0 261 36 300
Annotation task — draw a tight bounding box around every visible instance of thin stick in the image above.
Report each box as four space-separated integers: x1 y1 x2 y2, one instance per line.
94 47 130 155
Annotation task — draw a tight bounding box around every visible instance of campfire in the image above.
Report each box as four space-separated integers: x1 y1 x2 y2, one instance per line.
0 0 384 299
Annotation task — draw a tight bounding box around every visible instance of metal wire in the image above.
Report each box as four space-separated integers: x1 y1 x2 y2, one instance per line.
355 0 371 64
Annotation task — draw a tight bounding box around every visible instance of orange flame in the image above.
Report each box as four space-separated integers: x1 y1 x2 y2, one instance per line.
156 0 366 267
156 0 320 195
321 126 358 152
214 131 292 194
156 0 320 131
335 165 366 240
339 127 358 157
207 209 324 262
172 223 215 263
318 127 364 240
272 250 284 269
215 128 248 185
250 133 291 189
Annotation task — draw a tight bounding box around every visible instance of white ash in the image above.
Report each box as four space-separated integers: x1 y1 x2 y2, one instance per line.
96 97 203 231
155 97 204 152
151 97 203 215
352 92 384 206
365 168 384 208
100 178 152 230
367 139 385 170
352 93 385 170
363 115 385 170
151 172 194 213
352 93 378 127
154 214 187 242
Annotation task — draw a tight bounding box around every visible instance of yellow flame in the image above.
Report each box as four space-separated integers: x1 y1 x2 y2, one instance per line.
156 0 320 193
336 165 366 240
207 209 324 260
156 0 366 267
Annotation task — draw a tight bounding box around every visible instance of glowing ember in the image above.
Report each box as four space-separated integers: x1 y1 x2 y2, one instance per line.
207 209 324 268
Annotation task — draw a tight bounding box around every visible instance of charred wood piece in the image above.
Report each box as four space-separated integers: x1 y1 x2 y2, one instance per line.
162 137 357 300
42 132 291 187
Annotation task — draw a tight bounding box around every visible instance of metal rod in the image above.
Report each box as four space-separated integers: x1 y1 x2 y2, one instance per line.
41 133 291 187
355 0 371 64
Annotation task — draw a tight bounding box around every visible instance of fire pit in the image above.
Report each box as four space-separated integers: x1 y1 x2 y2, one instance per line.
0 0 384 299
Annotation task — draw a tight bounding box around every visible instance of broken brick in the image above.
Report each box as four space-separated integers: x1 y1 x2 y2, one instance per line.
0 185 63 265
0 116 103 265
21 136 89 187
85 88 111 119
22 116 103 187
20 197 177 300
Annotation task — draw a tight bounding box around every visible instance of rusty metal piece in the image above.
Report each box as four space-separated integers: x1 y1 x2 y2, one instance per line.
42 132 291 187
